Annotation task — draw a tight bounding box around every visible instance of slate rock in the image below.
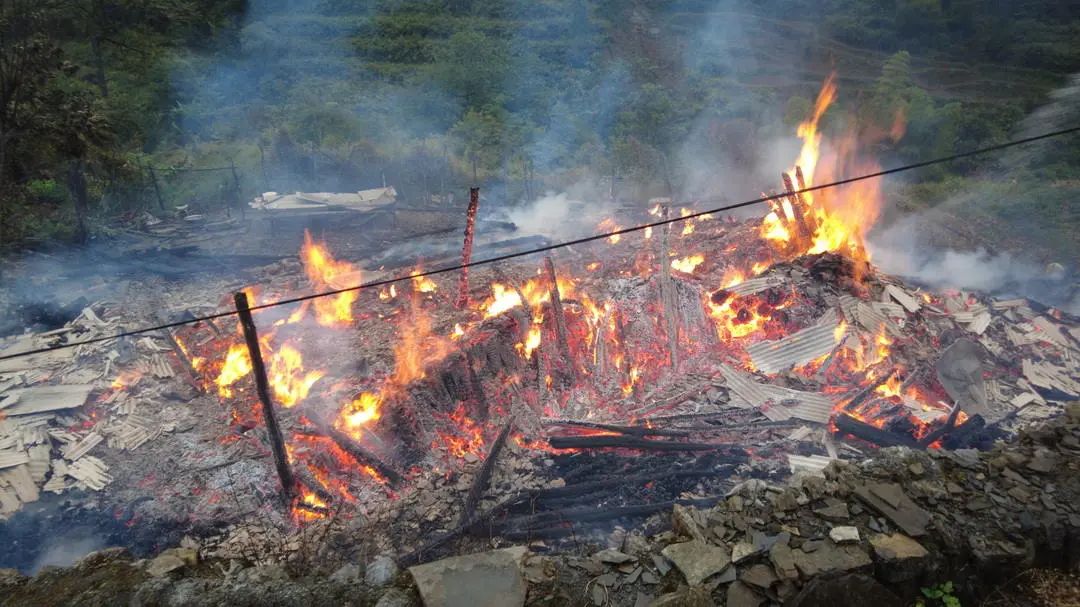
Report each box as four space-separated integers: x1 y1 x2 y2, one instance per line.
366 556 399 587
813 503 849 523
853 483 931 537
829 526 860 544
726 580 764 607
145 553 186 577
330 563 360 584
769 542 799 580
787 574 903 607
593 549 636 565
739 564 777 589
673 504 708 542
376 588 417 607
791 543 872 578
731 542 757 564
408 547 527 607
869 534 929 583
660 541 731 586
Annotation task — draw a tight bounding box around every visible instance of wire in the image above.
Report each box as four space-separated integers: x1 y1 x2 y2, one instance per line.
2 124 1078 363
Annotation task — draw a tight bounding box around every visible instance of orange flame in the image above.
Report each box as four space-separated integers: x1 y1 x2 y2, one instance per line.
300 230 359 327
267 343 325 407
671 254 705 274
215 343 252 398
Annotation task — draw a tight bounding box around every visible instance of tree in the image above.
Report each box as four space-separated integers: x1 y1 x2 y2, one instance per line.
431 30 510 110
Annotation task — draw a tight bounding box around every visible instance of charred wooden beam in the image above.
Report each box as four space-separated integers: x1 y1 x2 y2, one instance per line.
398 492 530 567
541 419 690 438
544 256 574 375
162 330 203 393
463 351 488 421
833 413 919 449
461 417 514 525
533 466 734 502
294 463 335 503
234 291 295 500
657 206 680 370
456 187 480 309
916 404 961 448
491 495 727 539
548 435 732 451
840 372 893 412
782 171 814 245
313 420 405 486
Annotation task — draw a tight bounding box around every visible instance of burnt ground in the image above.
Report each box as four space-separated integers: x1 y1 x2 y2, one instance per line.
2 407 1080 607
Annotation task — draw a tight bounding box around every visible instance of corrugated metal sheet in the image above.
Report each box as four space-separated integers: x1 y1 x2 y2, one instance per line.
885 284 921 313
787 454 833 475
0 450 29 470
720 365 835 423
729 275 785 297
746 310 839 374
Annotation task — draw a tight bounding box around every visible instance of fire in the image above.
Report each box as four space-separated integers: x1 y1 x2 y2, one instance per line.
342 392 382 428
761 211 791 242
391 295 452 387
300 230 360 326
517 319 543 360
267 343 325 407
111 369 143 390
436 405 485 459
671 254 705 274
597 218 621 243
215 343 252 398
480 276 575 319
622 366 641 396
644 226 653 239
450 323 465 339
411 271 437 293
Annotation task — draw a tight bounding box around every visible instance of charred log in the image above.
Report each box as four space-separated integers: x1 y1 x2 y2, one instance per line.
548 435 734 452
833 413 920 449
461 417 514 525
313 420 405 486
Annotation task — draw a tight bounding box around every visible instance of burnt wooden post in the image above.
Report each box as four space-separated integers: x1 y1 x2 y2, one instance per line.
147 165 165 211
782 171 813 245
233 291 295 499
456 187 480 308
544 256 573 370
657 206 680 370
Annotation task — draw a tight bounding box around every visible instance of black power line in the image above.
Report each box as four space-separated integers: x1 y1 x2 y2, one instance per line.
1 124 1078 363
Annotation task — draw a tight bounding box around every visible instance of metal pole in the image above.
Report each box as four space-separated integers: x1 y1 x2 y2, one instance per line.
233 291 295 499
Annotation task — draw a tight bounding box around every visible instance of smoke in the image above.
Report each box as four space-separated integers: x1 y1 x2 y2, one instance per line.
503 184 618 242
29 533 106 573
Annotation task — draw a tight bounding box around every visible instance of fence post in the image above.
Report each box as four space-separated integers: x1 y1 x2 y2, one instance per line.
233 291 295 500
147 165 165 212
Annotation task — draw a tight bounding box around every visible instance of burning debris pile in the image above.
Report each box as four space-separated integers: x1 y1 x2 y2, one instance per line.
0 75 1077 568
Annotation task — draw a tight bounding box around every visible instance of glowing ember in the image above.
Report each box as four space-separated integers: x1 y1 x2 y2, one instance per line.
300 230 360 327
450 323 465 339
516 319 543 360
111 369 143 390
411 270 438 293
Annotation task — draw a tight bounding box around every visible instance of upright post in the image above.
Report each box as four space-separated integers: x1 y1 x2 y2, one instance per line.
233 292 295 499
657 206 680 370
544 256 573 372
147 165 165 211
456 187 480 309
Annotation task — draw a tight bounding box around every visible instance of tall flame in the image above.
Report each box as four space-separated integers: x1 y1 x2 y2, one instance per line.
300 230 360 327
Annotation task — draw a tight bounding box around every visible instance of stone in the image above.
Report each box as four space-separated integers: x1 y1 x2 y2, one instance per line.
869 534 928 561
0 568 25 587
787 574 903 607
791 543 872 578
408 547 527 607
726 580 764 607
908 462 925 476
376 588 417 607
660 541 731 586
853 483 931 537
771 489 802 512
367 555 400 587
1027 453 1058 473
649 587 713 607
829 526 860 544
330 563 360 584
652 554 671 576
75 547 130 569
739 564 777 589
634 592 653 607
673 504 708 542
715 566 737 584
593 549 636 565
814 503 849 522
641 571 660 585
769 542 799 580
145 553 186 577
731 542 757 564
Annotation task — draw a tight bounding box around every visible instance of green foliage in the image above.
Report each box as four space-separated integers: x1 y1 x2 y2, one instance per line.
917 580 961 607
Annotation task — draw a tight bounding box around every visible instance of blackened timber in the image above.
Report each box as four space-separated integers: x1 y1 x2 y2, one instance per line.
548 435 732 451
492 495 727 539
398 493 530 567
833 413 919 448
840 373 893 412
542 419 690 437
782 171 813 245
544 256 574 374
456 187 480 309
533 467 735 501
916 405 961 448
463 351 488 420
314 420 405 486
657 206 680 370
460 417 514 525
294 464 335 503
162 330 203 393
234 292 295 500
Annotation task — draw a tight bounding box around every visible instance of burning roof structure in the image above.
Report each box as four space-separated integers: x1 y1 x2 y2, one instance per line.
0 75 1077 567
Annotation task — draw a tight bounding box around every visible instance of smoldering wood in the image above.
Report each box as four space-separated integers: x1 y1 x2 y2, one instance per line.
311 419 405 486
839 372 894 412
455 187 480 309
782 171 813 245
162 330 203 393
460 416 514 525
544 256 574 376
294 463 335 503
397 492 530 567
833 413 920 449
547 435 734 451
463 351 488 421
541 419 690 438
657 207 681 370
916 404 961 448
490 495 728 540
532 467 734 502
234 291 295 500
